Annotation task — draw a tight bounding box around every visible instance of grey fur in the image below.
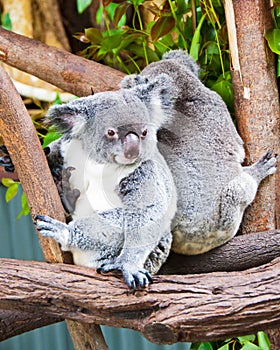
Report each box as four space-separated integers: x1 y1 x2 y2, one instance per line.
36 75 177 289
122 50 278 255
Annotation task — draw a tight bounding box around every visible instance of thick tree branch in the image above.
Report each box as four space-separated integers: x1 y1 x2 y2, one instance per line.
160 229 280 274
1 258 280 344
0 27 124 97
0 228 279 341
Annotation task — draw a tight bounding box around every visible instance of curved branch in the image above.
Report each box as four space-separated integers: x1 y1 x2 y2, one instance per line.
0 258 280 344
0 27 124 97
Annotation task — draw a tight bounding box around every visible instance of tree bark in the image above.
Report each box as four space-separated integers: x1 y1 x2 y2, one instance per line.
227 0 280 234
225 0 280 347
1 227 279 340
1 257 280 345
0 27 124 97
0 310 62 341
0 66 108 349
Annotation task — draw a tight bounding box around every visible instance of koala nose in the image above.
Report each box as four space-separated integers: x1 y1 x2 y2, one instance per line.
123 132 140 160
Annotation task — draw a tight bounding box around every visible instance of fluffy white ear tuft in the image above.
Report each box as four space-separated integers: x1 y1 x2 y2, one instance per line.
131 74 178 129
46 100 88 136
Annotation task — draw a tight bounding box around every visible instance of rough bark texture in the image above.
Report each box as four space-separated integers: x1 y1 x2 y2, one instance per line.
0 27 124 97
227 1 280 348
230 0 280 234
160 229 280 274
0 310 62 341
0 228 279 340
0 66 108 349
0 258 280 344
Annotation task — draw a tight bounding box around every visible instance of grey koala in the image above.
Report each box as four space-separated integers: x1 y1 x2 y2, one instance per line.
35 75 177 289
121 50 278 255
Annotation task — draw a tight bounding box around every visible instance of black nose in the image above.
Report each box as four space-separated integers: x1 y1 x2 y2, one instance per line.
123 132 140 160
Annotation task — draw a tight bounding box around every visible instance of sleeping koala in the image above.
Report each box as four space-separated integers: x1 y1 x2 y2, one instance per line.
122 50 278 255
35 75 177 289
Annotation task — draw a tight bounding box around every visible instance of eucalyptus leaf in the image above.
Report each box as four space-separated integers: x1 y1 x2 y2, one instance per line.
151 15 176 41
265 28 280 54
190 14 206 60
1 178 18 188
76 0 92 14
5 183 19 202
257 331 270 350
85 28 103 44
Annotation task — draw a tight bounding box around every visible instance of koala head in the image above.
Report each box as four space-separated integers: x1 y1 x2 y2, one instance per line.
47 74 177 165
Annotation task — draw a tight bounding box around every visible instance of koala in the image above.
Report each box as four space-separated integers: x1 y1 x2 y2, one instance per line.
35 75 177 289
121 50 278 255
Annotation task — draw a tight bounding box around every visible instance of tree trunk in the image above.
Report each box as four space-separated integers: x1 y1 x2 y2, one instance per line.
225 0 280 347
0 66 108 349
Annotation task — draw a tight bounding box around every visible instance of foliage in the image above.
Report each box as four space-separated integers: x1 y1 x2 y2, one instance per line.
0 10 12 30
265 0 280 78
1 178 30 219
75 0 234 113
191 332 270 350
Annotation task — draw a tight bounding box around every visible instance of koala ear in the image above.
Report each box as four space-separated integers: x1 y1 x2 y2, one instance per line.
46 99 88 136
131 73 178 128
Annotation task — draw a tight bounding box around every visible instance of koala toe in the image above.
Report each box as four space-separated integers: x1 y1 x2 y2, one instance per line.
98 261 153 290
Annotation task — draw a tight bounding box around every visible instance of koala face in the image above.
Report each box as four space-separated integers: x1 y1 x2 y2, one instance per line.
47 74 177 165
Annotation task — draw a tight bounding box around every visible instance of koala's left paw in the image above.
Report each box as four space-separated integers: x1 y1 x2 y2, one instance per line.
35 215 70 250
98 261 153 290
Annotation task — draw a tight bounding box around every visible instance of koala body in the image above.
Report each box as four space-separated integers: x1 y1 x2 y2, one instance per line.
122 50 277 255
36 77 177 289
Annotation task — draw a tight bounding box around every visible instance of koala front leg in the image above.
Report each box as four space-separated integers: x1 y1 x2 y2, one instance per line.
219 150 278 236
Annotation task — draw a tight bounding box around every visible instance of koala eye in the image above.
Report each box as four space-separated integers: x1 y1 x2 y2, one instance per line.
106 129 117 139
141 129 148 138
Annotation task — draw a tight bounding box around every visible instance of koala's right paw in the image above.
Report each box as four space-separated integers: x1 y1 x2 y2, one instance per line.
0 145 15 172
254 150 278 180
35 215 70 250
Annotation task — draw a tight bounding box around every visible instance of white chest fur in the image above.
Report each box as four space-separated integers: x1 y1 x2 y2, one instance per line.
61 139 137 218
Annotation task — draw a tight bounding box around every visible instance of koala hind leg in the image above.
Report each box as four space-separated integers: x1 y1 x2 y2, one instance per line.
219 150 278 236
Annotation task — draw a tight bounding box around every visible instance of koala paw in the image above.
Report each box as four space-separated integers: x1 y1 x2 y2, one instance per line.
35 215 70 250
254 150 278 179
97 260 153 290
0 145 15 172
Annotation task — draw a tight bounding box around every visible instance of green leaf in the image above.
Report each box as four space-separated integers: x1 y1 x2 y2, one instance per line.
42 130 62 148
217 344 229 350
5 183 19 202
257 331 270 350
190 14 206 61
76 0 92 14
113 2 130 28
101 32 123 51
1 12 12 31
151 15 176 41
265 28 280 54
240 343 260 350
85 27 103 44
16 193 30 220
197 343 214 350
238 335 256 343
1 178 18 188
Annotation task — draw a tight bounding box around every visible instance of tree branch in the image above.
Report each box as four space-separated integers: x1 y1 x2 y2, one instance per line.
1 257 280 344
0 310 62 342
0 27 124 97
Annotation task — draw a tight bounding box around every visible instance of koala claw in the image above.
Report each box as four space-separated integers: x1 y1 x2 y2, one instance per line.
98 262 153 290
35 215 70 250
0 145 15 172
